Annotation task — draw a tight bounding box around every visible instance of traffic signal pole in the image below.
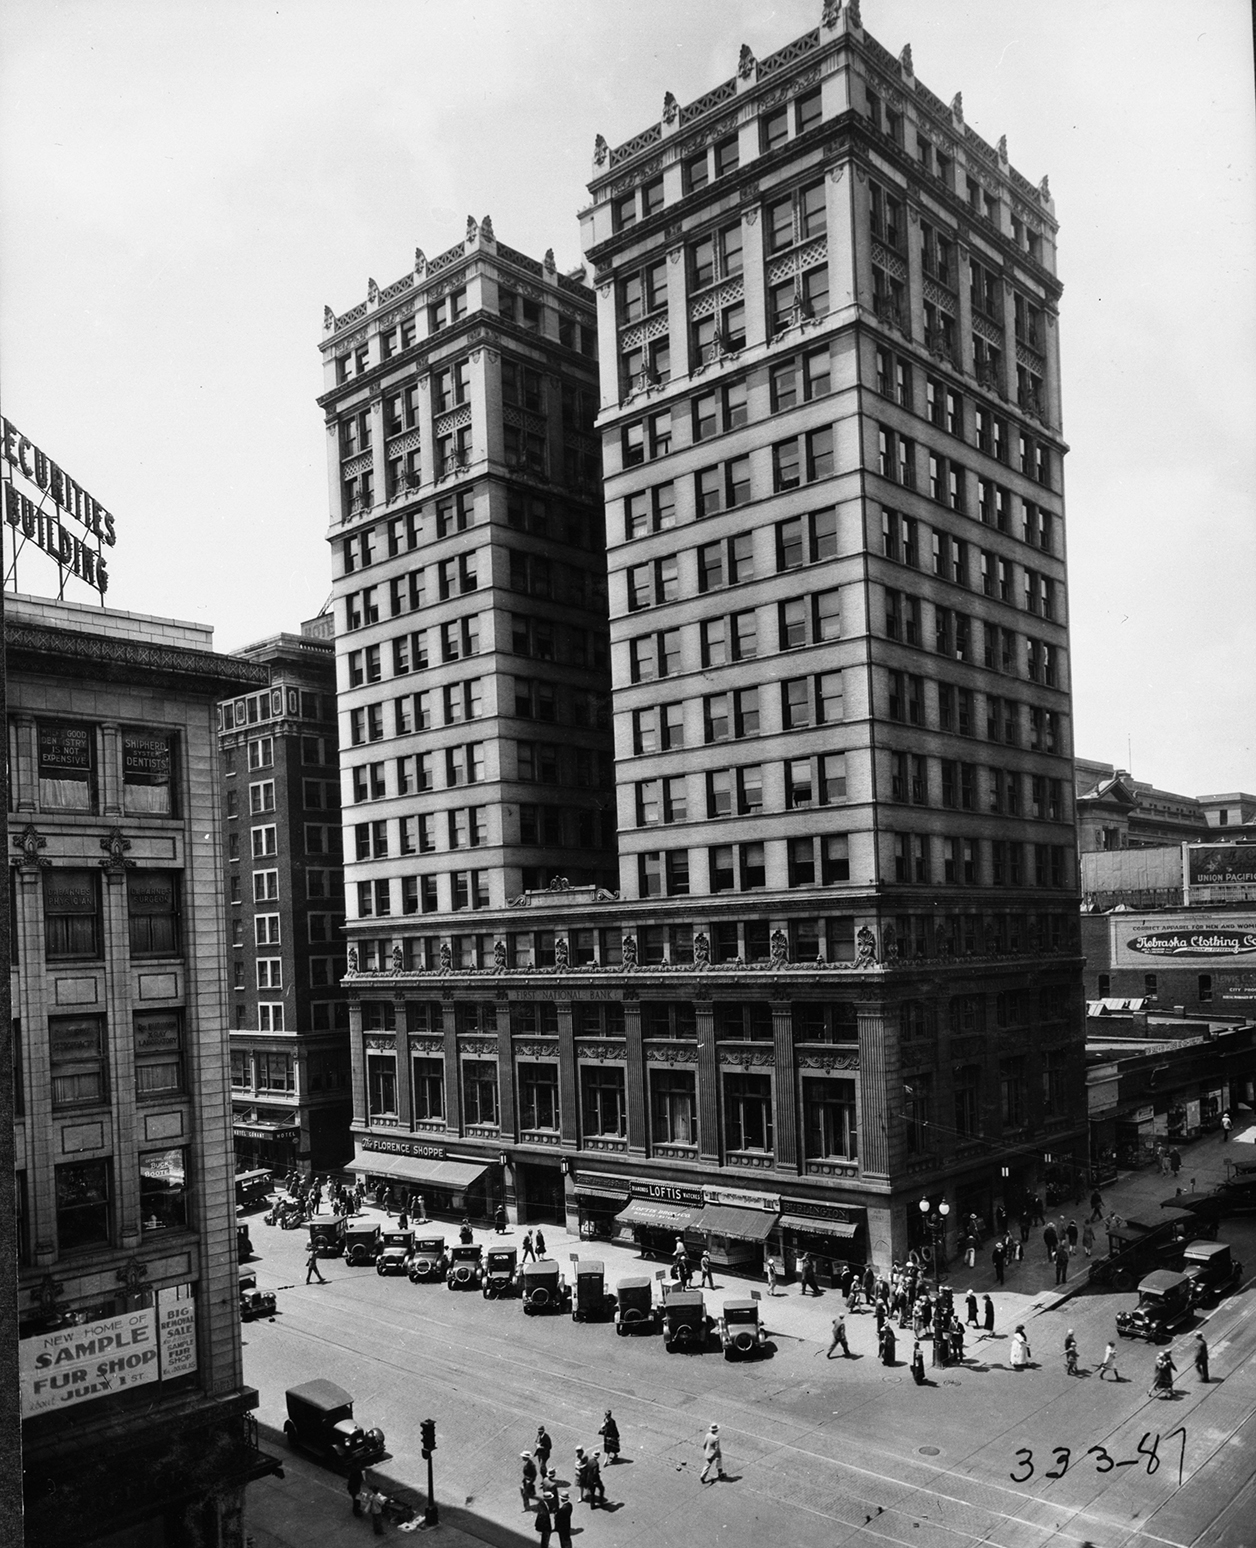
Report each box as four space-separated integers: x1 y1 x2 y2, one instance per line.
421 1418 438 1526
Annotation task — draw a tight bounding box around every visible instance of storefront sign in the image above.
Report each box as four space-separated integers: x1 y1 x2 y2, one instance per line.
234 1126 299 1141
574 1170 629 1197
702 1186 779 1212
157 1292 197 1381
1127 930 1256 958
780 1198 862 1226
1222 973 1256 1001
38 722 92 776
20 1309 158 1417
628 1177 704 1207
1188 846 1256 888
122 732 171 786
362 1136 446 1161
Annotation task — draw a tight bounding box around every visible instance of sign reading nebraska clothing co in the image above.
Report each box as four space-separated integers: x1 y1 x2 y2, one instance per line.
1127 930 1256 958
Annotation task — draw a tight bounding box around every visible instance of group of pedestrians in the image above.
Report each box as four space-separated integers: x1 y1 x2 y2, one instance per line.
519 1228 548 1262
520 1415 621 1544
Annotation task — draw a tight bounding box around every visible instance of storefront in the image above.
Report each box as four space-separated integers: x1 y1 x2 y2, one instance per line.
778 1198 866 1283
613 1181 706 1259
514 1158 566 1225
700 1188 779 1271
233 1119 300 1175
346 1138 493 1219
572 1170 630 1241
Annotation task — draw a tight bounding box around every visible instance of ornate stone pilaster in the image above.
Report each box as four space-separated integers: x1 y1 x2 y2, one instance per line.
441 1000 462 1136
495 1005 517 1141
695 1001 721 1166
348 998 367 1129
555 999 579 1148
623 999 647 1157
100 721 122 816
771 1001 799 1173
856 999 899 1181
14 715 37 812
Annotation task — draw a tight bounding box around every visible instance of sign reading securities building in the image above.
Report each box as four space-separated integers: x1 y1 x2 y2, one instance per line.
2 414 117 596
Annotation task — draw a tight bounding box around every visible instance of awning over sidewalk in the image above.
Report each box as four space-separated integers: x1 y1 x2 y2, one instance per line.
347 1147 487 1190
699 1204 778 1242
614 1199 703 1232
779 1215 859 1239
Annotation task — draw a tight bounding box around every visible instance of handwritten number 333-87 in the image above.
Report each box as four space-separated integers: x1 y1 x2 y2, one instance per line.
1010 1430 1186 1489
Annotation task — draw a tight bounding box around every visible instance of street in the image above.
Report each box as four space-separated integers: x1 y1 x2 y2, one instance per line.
240 1168 1256 1546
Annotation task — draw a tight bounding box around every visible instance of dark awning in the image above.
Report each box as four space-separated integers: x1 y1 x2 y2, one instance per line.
614 1199 703 1232
779 1215 860 1239
347 1148 487 1189
700 1204 778 1242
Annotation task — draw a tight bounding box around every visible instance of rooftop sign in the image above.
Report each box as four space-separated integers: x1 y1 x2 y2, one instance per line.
2 416 116 597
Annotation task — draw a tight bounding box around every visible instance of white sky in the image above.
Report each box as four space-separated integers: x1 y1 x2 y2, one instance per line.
1 1 1253 797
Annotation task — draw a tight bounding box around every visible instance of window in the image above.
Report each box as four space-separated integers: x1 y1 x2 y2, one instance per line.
44 870 102 959
732 609 758 660
581 1065 626 1138
56 1159 111 1252
519 1063 559 1130
954 1066 981 1138
651 1067 696 1145
739 841 766 889
366 1053 397 1119
904 1073 933 1154
123 730 174 815
804 1079 857 1160
38 721 96 811
1198 974 1213 1004
139 1147 187 1233
50 1014 107 1108
724 1072 773 1153
1000 1057 1027 1129
788 836 816 886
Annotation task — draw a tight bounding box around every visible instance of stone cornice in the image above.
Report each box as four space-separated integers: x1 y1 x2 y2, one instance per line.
4 621 269 696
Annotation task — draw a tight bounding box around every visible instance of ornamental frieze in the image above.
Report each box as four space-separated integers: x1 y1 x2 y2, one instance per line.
364 1035 396 1052
797 1051 860 1072
407 1037 444 1055
512 1040 560 1059
644 1043 698 1065
719 1048 776 1070
457 1038 498 1058
574 1042 627 1062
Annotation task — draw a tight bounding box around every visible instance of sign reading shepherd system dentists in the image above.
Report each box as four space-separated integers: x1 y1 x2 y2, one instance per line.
2 416 116 599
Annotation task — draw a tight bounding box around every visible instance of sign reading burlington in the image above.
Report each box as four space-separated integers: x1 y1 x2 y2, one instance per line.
1128 930 1256 958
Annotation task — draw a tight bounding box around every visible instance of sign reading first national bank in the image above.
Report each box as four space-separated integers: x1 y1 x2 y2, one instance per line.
2 416 117 595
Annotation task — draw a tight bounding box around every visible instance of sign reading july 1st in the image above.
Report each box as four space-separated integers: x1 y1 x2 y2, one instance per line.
2 416 117 598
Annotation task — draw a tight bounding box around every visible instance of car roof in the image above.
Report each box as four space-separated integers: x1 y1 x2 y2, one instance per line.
1182 1240 1230 1259
414 1236 446 1249
1138 1269 1191 1294
664 1290 705 1309
522 1259 558 1275
575 1260 604 1274
617 1276 652 1291
723 1298 759 1314
287 1378 354 1410
308 1214 340 1226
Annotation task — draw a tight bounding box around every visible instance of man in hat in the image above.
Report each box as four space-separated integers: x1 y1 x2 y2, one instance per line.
519 1451 538 1509
1193 1333 1209 1383
555 1490 574 1548
699 1423 725 1483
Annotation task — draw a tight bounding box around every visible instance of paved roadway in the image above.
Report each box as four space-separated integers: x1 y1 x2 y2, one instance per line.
240 1162 1256 1546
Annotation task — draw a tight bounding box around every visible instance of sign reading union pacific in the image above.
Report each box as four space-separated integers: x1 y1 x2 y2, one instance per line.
1127 931 1256 958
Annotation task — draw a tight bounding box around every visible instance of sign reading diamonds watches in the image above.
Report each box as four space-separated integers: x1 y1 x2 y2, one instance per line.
1127 930 1256 958
2 416 115 597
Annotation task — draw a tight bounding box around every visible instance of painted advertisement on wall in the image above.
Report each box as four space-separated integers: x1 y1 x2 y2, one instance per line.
1111 913 1256 969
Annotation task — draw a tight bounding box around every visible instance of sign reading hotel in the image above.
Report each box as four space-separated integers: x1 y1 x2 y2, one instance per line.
1127 930 1256 958
2 415 116 597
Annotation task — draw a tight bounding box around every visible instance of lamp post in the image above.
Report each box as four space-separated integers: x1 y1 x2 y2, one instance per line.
918 1197 950 1293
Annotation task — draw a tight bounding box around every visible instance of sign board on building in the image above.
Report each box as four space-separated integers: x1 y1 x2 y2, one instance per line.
361 1136 446 1160
628 1178 704 1207
1127 930 1256 958
157 1290 198 1381
1111 913 1256 968
2 416 116 598
20 1309 159 1417
1188 846 1256 889
702 1186 779 1212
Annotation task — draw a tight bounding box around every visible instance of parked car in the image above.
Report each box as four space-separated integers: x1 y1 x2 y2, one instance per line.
407 1236 449 1283
307 1215 344 1259
570 1260 613 1322
283 1379 386 1469
520 1259 570 1315
717 1298 768 1360
376 1229 414 1276
236 1216 253 1262
1088 1208 1203 1291
239 1267 276 1322
1115 1270 1195 1342
446 1243 483 1290
480 1247 519 1298
343 1223 382 1267
614 1276 656 1336
661 1287 707 1352
1181 1240 1243 1306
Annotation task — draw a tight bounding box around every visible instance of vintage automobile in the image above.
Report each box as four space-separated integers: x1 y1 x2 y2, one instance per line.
1181 1240 1243 1306
375 1229 415 1276
307 1215 345 1258
1115 1270 1196 1342
1088 1207 1204 1291
480 1247 519 1298
614 1276 656 1335
234 1168 274 1212
570 1260 614 1323
343 1222 382 1267
406 1235 449 1283
717 1298 768 1360
446 1243 483 1290
239 1267 276 1322
283 1379 386 1469
520 1259 571 1315
661 1287 708 1352
236 1215 253 1262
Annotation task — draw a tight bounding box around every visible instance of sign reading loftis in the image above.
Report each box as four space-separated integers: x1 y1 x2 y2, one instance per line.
1127 930 1256 958
2 416 116 595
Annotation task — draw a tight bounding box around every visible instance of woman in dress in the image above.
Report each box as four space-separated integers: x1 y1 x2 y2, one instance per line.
1009 1325 1031 1370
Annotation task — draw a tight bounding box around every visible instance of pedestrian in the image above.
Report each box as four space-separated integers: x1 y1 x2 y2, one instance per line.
1064 1329 1079 1376
911 1339 926 1384
991 1240 1006 1286
965 1289 979 1326
766 1256 779 1296
520 1452 538 1509
1157 1145 1170 1177
1054 1244 1070 1285
1043 1222 1058 1261
534 1495 553 1547
700 1248 715 1289
982 1294 995 1334
880 1323 897 1365
1193 1334 1209 1383
305 1243 327 1284
1009 1325 1031 1370
598 1410 620 1463
1013 1235 1024 1263
1082 1219 1096 1257
495 1204 508 1234
534 1425 552 1472
1170 1147 1182 1178
799 1251 818 1296
863 1265 877 1302
699 1424 725 1484
585 1453 606 1508
1096 1340 1119 1381
1018 1214 1030 1246
1089 1188 1104 1222
573 1448 590 1502
827 1314 851 1358
1150 1350 1177 1398
1066 1219 1079 1251
535 1229 547 1257
839 1264 853 1302
347 1461 364 1516
366 1480 386 1536
874 1298 886 1335
949 1317 964 1365
1222 1110 1233 1142
521 1230 536 1263
995 1204 1007 1236
555 1492 574 1548
459 1217 474 1245
398 1209 408 1231
543 1469 560 1512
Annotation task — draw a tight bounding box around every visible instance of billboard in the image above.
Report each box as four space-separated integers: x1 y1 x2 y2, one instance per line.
20 1309 159 1417
1188 845 1256 889
1110 913 1256 968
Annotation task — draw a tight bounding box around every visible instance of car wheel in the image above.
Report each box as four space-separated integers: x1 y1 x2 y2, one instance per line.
1112 1270 1133 1291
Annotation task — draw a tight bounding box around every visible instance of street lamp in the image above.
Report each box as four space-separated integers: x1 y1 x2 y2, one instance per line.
918 1197 950 1292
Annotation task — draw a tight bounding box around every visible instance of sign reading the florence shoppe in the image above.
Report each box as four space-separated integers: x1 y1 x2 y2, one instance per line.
1127 931 1256 958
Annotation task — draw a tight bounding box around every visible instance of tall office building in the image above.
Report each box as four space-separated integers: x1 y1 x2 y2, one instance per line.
330 6 1085 1269
217 613 353 1178
9 593 277 1547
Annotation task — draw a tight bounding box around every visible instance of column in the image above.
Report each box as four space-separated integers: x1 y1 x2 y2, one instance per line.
556 998 578 1149
495 1004 517 1141
905 207 925 346
18 870 56 1263
856 998 899 1181
104 869 139 1248
771 1001 799 1174
695 999 720 1166
956 246 974 381
14 715 36 812
393 1019 413 1132
441 1000 461 1134
100 722 122 817
623 998 646 1157
348 997 367 1128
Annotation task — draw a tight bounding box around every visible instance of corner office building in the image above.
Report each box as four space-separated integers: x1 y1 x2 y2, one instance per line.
329 5 1087 1271
8 594 277 1547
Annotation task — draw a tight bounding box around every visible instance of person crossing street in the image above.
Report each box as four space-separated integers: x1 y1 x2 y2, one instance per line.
1095 1340 1119 1382
827 1313 851 1358
699 1424 725 1484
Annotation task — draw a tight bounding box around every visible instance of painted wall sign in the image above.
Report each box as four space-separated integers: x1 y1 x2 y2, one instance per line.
1127 931 1256 958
